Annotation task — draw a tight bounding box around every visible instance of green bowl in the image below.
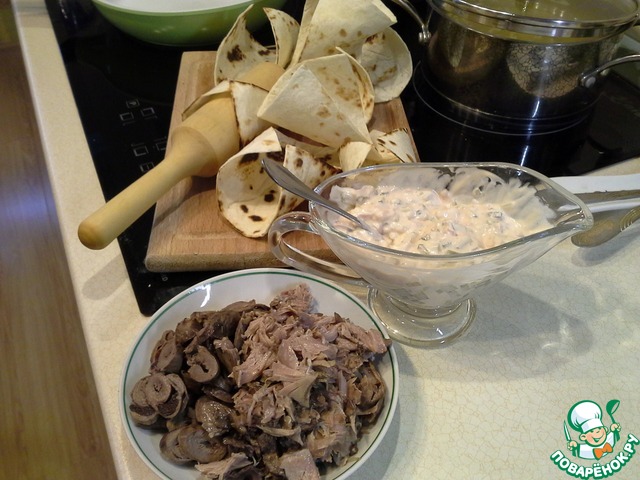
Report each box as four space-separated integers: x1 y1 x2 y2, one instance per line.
92 0 288 47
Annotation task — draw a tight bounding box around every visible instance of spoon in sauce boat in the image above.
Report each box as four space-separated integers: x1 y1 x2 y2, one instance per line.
261 158 381 238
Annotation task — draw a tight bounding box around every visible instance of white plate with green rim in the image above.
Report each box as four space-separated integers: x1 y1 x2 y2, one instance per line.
120 267 399 479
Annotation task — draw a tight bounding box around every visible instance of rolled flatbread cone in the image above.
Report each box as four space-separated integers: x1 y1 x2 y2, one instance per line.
215 5 277 85
339 141 372 172
216 128 339 238
369 128 418 164
335 47 376 122
182 80 231 119
338 128 417 171
184 59 285 120
264 8 300 68
360 28 413 103
291 0 397 64
228 81 272 146
257 53 374 149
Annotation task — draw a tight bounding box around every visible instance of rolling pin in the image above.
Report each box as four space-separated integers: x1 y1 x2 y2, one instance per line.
78 62 284 250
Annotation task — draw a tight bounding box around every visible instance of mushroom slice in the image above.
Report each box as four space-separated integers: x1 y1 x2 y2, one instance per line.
177 425 228 464
205 300 258 338
129 375 163 426
159 427 192 464
130 375 153 407
128 403 160 427
150 330 184 373
213 337 241 374
175 315 204 346
165 409 192 432
202 375 236 404
155 373 189 419
187 345 220 383
132 372 189 420
204 388 235 405
195 397 233 438
141 372 173 408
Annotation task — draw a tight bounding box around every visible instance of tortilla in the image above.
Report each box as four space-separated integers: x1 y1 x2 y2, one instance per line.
215 5 277 85
216 128 339 237
181 79 273 147
214 1 409 100
264 8 300 68
182 81 231 119
291 0 397 64
337 128 417 171
370 128 418 164
257 53 374 148
228 81 273 146
339 142 372 172
188 0 417 239
359 28 413 103
335 47 376 122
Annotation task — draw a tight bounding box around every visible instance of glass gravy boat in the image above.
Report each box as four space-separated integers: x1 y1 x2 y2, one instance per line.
269 163 594 347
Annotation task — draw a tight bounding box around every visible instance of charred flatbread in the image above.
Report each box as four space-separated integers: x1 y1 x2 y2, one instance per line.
264 8 300 68
216 128 338 237
291 0 397 63
360 28 413 103
215 5 277 85
257 53 374 148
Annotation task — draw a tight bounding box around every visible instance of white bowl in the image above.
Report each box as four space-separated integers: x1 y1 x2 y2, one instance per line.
120 268 399 479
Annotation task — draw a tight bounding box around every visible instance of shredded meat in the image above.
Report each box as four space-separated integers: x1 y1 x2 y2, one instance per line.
128 284 390 479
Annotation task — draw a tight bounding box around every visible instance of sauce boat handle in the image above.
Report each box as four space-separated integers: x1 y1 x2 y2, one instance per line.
268 212 368 287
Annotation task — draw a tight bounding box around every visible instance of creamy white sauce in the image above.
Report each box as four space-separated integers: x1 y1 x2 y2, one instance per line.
321 167 558 310
329 183 552 254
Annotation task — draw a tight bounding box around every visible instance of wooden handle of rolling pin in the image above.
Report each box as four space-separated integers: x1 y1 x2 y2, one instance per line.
77 62 284 250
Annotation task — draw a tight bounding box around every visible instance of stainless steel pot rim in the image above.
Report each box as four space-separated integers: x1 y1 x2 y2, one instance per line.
430 0 640 39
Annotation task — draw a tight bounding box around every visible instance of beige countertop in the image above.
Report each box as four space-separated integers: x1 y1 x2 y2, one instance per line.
13 1 640 478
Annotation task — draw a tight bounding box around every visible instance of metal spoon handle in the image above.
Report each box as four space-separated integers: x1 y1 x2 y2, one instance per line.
261 158 369 230
574 189 640 213
572 206 640 247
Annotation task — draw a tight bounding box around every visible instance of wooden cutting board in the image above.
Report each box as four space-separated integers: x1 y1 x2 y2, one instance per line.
145 51 416 272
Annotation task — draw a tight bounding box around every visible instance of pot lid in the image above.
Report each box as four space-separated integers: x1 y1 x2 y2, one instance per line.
430 0 640 41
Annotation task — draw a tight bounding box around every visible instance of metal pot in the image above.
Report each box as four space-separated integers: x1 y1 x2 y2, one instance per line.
393 0 640 133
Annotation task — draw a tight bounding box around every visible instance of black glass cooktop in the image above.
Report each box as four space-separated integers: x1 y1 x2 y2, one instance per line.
45 0 640 315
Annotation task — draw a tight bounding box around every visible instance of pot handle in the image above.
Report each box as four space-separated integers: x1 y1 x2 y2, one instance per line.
580 54 640 88
388 0 431 44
